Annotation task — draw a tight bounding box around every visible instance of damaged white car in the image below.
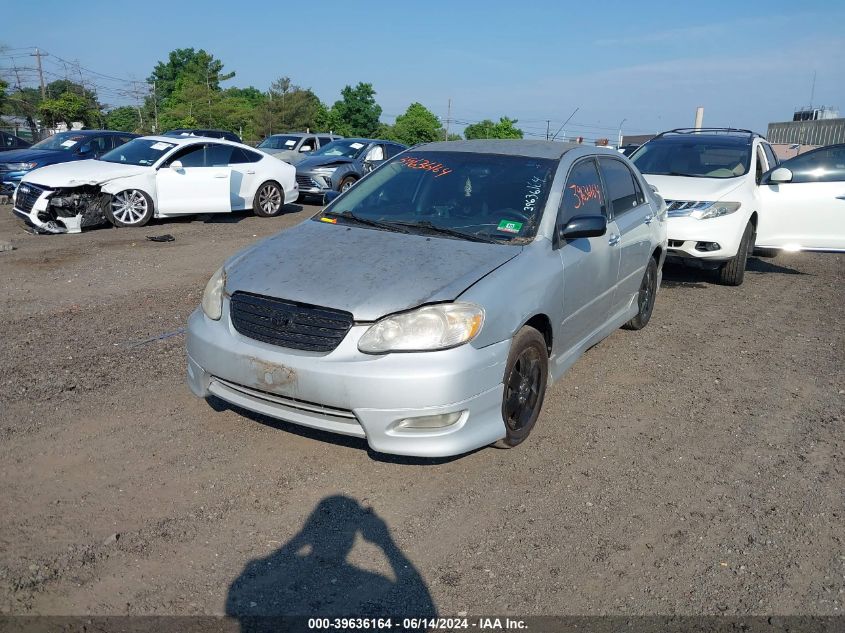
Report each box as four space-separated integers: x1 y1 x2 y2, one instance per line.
12 136 299 234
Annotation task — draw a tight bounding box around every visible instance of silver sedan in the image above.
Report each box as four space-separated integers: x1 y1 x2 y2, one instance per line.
187 140 668 457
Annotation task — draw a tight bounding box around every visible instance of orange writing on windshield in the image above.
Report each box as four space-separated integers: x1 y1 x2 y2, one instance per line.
399 156 453 178
569 183 602 209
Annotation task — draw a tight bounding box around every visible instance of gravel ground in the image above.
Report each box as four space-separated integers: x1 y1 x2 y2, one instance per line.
0 203 842 619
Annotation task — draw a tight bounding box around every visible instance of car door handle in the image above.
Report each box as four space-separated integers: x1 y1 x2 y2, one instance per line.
213 173 228 179
608 234 621 246
246 170 256 175
644 214 653 225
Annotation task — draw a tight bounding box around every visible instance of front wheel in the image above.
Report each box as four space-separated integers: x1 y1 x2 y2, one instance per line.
106 189 154 227
339 176 357 193
717 220 754 286
623 257 658 330
253 181 284 217
494 326 549 449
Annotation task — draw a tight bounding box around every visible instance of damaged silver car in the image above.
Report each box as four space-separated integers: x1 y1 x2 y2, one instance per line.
187 140 668 457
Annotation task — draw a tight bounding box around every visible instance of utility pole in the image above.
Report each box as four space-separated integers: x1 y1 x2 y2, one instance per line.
546 120 550 140
444 98 451 141
30 48 48 99
151 81 158 132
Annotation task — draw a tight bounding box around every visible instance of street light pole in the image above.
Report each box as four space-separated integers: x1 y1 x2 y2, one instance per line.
617 118 627 149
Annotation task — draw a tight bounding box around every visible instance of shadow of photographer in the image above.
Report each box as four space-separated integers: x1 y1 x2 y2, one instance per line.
226 495 436 629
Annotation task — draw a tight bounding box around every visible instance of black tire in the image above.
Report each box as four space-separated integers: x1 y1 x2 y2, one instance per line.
623 256 658 330
494 326 549 449
717 220 754 286
106 189 154 228
339 176 358 193
253 181 284 217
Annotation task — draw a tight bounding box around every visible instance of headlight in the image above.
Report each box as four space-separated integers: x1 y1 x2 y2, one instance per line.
201 267 225 320
691 201 741 220
358 303 484 353
8 162 37 170
312 167 337 175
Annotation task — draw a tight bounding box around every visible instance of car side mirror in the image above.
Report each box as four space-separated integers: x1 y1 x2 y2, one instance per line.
300 145 312 153
559 214 607 240
768 167 793 184
170 160 183 171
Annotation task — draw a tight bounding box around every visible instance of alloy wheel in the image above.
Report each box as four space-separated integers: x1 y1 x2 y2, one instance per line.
258 184 282 214
111 190 148 225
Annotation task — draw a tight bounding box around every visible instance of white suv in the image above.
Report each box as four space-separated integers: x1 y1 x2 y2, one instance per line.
630 128 779 285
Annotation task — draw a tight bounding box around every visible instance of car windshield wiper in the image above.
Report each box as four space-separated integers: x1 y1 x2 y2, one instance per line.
388 220 499 243
662 171 707 178
323 210 410 233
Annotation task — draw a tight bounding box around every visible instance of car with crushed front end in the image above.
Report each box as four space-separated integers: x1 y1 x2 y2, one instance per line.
12 135 298 234
187 139 668 457
295 138 407 199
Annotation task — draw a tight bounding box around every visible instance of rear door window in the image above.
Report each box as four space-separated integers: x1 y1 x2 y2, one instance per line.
597 158 640 217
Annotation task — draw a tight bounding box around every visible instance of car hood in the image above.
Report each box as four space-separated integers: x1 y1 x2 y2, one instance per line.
20 159 149 187
0 148 70 165
263 149 309 165
640 174 745 202
296 155 354 171
224 219 521 321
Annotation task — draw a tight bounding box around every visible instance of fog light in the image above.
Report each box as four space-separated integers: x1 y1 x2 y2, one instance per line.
395 411 465 429
695 241 721 252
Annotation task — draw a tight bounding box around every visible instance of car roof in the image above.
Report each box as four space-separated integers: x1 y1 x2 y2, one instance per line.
53 130 132 136
648 134 753 146
137 135 248 148
334 138 404 146
417 139 582 159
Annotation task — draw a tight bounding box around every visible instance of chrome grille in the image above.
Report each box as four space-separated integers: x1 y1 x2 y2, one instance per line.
296 175 320 189
13 183 47 214
230 291 353 353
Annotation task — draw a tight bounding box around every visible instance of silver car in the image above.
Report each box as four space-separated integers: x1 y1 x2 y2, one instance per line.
187 140 668 457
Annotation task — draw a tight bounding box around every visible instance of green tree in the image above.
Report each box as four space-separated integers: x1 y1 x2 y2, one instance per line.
463 117 523 140
3 87 42 138
332 83 382 137
105 106 141 132
0 79 7 113
148 48 234 103
38 92 89 129
387 102 443 145
254 77 322 138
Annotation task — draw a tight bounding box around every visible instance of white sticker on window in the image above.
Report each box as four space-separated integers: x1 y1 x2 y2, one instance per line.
350 142 364 149
61 140 77 148
151 142 174 151
284 140 296 146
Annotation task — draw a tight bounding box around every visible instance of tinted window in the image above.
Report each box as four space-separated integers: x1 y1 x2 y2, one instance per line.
779 145 845 183
385 143 405 159
561 159 605 223
207 143 234 166
318 137 335 147
166 144 209 167
230 147 262 164
762 143 778 170
599 158 642 216
631 138 752 178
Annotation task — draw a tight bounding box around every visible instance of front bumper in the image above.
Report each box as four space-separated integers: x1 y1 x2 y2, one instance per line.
666 212 748 262
295 171 335 196
186 303 510 457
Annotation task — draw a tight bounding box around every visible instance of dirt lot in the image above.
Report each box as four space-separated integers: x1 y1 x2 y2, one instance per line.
0 202 842 619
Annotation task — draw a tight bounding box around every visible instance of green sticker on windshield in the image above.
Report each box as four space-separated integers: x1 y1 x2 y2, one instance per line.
497 220 523 234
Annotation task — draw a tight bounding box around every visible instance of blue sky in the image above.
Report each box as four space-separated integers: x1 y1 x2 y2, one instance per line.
3 0 844 140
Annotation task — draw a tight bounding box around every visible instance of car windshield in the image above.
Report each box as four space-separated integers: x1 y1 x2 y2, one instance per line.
257 135 301 150
631 138 752 178
314 151 557 244
30 132 87 152
313 140 368 159
99 138 177 166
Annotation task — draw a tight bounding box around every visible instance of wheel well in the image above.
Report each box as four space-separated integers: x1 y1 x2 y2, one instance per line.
651 245 663 264
749 212 758 228
524 314 553 356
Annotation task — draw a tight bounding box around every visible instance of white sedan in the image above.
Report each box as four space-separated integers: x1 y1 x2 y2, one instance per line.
12 136 299 233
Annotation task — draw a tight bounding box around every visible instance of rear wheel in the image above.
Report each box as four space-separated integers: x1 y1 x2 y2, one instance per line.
253 181 284 217
106 189 154 227
494 326 548 449
717 220 754 286
623 257 658 330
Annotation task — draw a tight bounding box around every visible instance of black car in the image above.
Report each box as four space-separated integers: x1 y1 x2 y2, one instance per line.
295 138 407 199
163 128 242 143
1 130 31 152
